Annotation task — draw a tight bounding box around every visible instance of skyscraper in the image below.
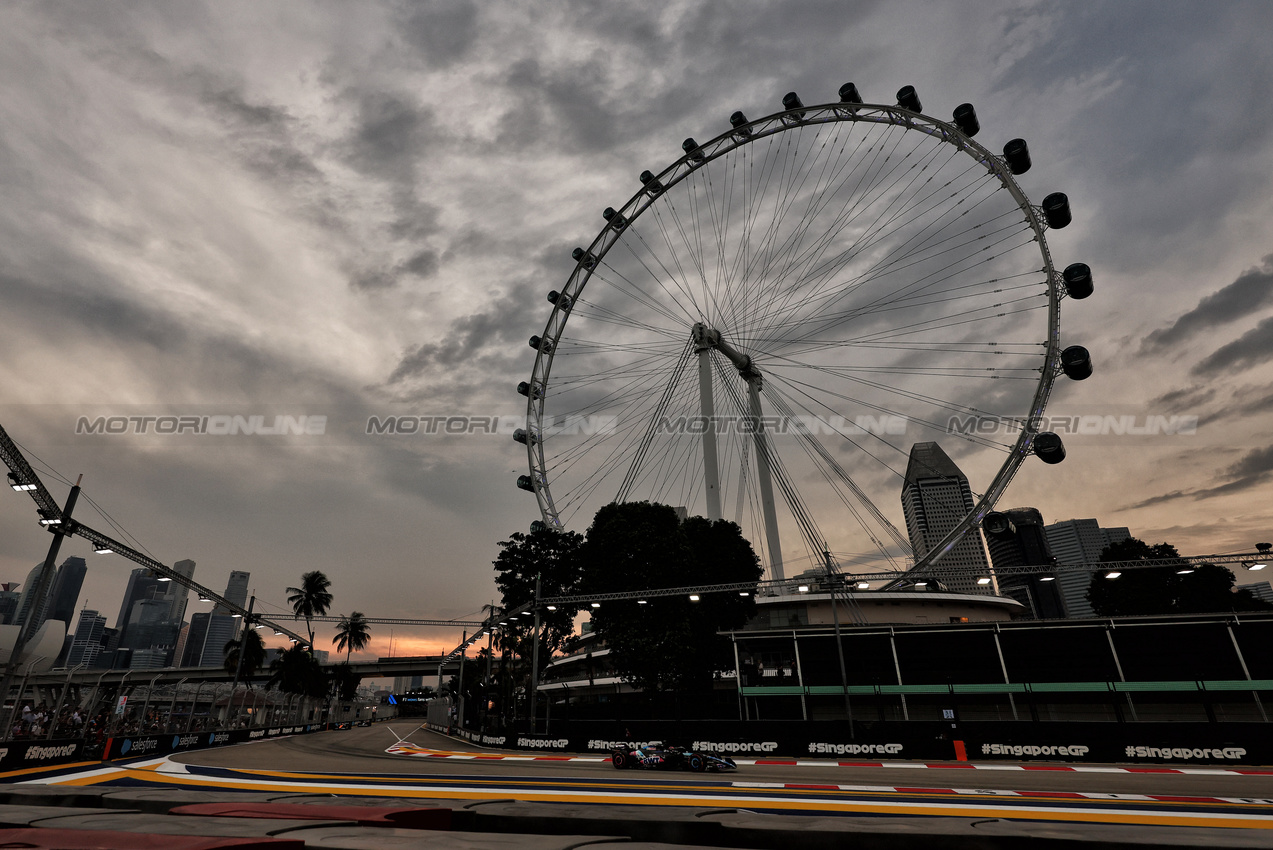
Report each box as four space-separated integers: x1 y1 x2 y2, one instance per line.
115 568 161 631
983 508 1066 619
164 559 196 624
66 609 107 668
1043 518 1132 618
46 557 87 627
217 570 250 614
900 442 991 595
0 583 22 624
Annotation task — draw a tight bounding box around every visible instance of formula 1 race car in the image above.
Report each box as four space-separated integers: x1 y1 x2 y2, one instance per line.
611 742 738 772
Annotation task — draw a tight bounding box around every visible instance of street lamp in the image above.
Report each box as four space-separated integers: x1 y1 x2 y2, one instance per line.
1104 571 1122 579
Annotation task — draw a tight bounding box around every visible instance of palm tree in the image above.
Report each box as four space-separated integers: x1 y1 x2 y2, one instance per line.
285 570 333 646
223 628 267 688
332 611 371 661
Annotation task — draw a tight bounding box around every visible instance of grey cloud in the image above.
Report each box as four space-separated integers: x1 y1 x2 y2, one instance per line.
1149 384 1216 409
1144 254 1273 351
1123 445 1273 509
348 92 435 176
383 282 538 387
398 0 480 69
1191 315 1273 377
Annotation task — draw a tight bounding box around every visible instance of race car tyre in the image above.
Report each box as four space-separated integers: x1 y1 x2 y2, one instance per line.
689 754 707 772
612 750 629 769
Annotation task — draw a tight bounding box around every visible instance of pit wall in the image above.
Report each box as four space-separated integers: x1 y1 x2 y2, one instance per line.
429 719 1273 765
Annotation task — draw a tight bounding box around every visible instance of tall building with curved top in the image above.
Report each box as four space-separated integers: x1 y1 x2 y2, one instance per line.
901 442 992 595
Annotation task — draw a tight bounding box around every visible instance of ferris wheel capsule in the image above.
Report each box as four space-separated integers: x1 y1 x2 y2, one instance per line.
838 82 863 104
952 103 980 137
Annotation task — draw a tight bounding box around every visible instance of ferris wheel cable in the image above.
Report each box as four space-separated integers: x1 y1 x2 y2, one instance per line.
744 174 1017 351
769 368 1013 455
715 364 826 566
638 204 714 321
751 134 968 334
764 385 910 558
594 233 703 326
759 380 906 568
747 274 1045 350
616 339 694 502
567 302 686 337
773 295 1048 356
743 124 940 340
605 226 710 326
748 208 1029 335
753 222 1037 354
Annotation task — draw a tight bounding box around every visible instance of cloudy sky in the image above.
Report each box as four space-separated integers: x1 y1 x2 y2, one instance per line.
1 0 1271 662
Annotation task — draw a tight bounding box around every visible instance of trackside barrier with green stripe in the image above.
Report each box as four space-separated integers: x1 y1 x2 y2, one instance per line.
739 679 1273 697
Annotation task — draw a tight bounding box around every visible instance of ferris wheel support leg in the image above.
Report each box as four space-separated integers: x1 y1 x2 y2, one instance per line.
697 348 723 522
748 378 784 582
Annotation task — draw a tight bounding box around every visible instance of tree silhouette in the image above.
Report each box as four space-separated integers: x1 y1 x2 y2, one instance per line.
333 611 371 661
267 643 328 698
1088 538 1273 616
223 628 267 688
579 502 761 693
286 571 333 646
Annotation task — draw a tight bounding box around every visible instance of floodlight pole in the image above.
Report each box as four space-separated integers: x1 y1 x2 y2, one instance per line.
530 575 542 733
825 549 854 737
227 595 255 724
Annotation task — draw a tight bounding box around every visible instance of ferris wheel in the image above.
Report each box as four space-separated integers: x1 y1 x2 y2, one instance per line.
516 82 1093 583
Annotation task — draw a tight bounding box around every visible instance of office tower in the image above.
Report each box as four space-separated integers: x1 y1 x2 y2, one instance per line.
1043 518 1132 618
216 570 250 614
0 583 20 624
1239 582 1273 605
983 508 1067 619
66 609 107 668
115 568 161 631
200 614 239 668
46 557 87 627
181 613 210 667
165 559 197 623
172 623 190 667
901 442 992 594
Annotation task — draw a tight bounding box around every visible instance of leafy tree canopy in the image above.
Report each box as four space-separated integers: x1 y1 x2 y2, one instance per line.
329 662 361 701
579 502 761 693
493 526 584 665
267 644 329 698
223 628 267 687
1087 538 1272 616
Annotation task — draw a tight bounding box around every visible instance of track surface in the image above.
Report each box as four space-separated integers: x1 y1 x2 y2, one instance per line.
22 721 1273 831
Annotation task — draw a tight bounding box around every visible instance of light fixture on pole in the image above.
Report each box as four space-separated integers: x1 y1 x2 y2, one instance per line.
93 544 112 554
7 473 35 491
1104 571 1122 579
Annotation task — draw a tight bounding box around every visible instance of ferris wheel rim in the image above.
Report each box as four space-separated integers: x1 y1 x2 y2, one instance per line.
523 96 1064 575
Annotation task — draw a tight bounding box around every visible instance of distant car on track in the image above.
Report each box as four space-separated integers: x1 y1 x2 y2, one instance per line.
611 742 737 772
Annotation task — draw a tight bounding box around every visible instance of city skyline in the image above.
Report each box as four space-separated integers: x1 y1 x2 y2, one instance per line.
1 2 1271 659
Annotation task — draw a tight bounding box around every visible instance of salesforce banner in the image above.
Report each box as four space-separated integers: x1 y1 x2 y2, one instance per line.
103 723 323 761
